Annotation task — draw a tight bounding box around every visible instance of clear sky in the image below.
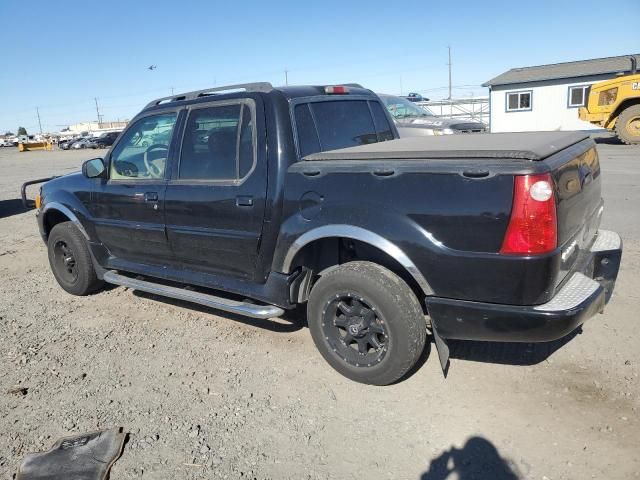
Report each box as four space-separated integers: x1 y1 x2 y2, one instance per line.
1 0 638 133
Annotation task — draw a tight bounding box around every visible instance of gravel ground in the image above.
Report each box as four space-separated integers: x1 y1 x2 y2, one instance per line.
0 140 638 479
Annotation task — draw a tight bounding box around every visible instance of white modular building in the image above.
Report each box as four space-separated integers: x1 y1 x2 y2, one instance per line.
484 54 639 133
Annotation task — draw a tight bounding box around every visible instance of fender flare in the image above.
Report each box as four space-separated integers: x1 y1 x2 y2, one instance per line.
41 202 90 240
281 224 434 296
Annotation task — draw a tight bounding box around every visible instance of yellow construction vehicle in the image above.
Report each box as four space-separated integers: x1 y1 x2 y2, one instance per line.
579 56 640 144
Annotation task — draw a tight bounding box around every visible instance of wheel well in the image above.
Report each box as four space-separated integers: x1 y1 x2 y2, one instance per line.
610 97 640 126
43 209 71 238
289 237 426 309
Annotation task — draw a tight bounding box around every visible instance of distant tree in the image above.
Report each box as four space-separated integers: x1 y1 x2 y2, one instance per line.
17 127 27 136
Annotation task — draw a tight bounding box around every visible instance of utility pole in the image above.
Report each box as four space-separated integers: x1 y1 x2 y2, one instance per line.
447 45 452 100
36 107 43 134
284 69 289 86
170 86 175 95
400 74 403 95
94 97 102 126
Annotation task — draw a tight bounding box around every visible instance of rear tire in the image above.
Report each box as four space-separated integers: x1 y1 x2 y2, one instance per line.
47 222 104 295
615 104 640 145
307 261 427 385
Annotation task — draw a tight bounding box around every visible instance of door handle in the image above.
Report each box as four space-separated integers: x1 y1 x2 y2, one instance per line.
144 192 159 202
236 196 254 207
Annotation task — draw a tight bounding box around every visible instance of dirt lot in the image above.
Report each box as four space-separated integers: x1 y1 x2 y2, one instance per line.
1 139 638 480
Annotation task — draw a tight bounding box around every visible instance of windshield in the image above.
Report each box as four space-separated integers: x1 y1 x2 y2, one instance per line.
381 95 434 119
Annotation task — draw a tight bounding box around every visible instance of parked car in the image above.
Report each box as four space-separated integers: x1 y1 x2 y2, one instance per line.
403 92 428 102
71 137 94 149
59 138 80 150
25 82 622 385
89 131 121 149
379 93 487 136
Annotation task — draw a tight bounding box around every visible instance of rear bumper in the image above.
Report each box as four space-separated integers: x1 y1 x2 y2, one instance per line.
427 230 622 343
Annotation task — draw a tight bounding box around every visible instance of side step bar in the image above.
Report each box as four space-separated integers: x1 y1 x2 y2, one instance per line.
103 271 285 319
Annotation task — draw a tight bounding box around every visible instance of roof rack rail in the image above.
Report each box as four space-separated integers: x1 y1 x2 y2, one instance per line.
144 82 274 109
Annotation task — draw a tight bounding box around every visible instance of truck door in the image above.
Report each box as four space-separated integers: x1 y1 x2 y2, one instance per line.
91 111 179 264
163 98 268 280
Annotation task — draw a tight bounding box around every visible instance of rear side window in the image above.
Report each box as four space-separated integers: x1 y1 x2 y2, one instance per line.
294 104 320 158
179 102 255 181
238 104 254 178
294 100 394 158
370 102 394 141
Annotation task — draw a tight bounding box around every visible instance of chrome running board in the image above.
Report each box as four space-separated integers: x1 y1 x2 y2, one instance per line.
103 271 284 319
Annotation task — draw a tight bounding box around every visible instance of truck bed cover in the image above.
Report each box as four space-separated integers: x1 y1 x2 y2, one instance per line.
303 131 590 162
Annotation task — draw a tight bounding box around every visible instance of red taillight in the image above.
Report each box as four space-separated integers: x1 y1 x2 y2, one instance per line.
500 173 557 255
324 85 349 94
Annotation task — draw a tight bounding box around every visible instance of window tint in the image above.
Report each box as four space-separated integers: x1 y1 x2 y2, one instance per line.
110 112 177 180
179 104 257 181
370 101 394 141
311 100 378 151
294 104 321 157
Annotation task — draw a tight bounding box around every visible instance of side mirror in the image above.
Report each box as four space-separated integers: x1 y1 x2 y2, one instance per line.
82 158 106 178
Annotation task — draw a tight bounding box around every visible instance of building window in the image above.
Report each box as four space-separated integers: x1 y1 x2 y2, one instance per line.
568 85 590 108
506 91 532 112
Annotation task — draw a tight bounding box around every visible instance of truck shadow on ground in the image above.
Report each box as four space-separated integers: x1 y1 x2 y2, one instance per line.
126 288 578 369
446 328 581 366
421 436 521 480
0 199 27 219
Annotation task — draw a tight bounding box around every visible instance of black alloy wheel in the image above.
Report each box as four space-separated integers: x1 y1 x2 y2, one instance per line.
52 240 79 284
321 294 388 367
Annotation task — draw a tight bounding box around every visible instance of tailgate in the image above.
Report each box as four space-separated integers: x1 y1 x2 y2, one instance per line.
550 143 603 286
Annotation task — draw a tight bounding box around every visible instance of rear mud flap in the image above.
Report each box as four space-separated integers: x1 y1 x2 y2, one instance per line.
431 322 450 377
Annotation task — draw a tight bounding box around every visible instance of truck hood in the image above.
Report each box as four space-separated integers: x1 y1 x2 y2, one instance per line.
42 171 83 193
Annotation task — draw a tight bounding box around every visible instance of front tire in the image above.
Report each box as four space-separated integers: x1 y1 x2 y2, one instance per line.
47 222 103 295
307 261 427 385
615 104 640 145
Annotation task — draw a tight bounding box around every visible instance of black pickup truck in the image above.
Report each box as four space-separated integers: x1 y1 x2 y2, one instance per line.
26 82 622 385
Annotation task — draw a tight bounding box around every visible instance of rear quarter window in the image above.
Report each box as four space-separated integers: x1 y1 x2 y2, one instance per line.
294 104 321 158
294 99 394 158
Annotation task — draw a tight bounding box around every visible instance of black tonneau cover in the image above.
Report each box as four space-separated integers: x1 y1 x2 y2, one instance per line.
303 131 590 162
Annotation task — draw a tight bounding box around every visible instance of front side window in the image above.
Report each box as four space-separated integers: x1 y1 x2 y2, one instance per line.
506 91 532 112
568 85 590 108
179 102 255 181
110 112 177 180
